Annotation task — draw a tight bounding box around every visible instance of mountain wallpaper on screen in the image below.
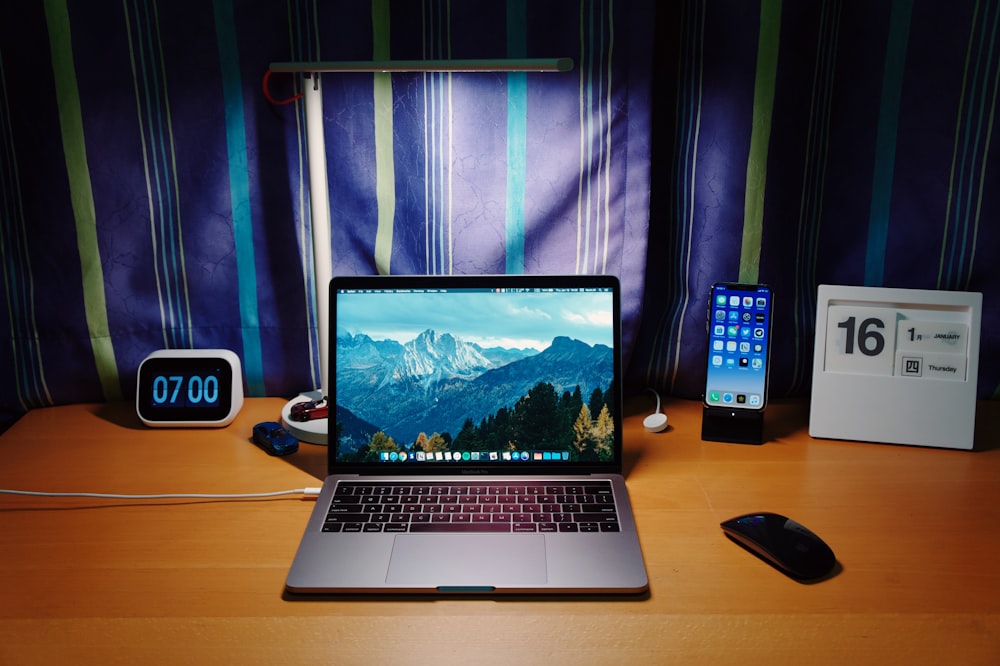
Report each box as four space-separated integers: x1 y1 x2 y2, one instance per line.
335 329 614 462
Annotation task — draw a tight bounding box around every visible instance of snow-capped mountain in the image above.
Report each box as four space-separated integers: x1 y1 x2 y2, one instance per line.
400 330 494 388
335 329 613 447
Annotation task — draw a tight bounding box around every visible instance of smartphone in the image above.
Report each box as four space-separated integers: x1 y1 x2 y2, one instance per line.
704 282 773 411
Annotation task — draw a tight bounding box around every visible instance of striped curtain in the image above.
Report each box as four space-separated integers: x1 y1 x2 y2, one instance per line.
2 1 998 434
634 0 1000 402
0 0 654 431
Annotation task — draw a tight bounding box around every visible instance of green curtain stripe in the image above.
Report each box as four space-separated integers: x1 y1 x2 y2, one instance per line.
372 0 395 275
865 0 913 287
740 0 781 285
43 0 122 401
212 0 265 395
506 0 528 275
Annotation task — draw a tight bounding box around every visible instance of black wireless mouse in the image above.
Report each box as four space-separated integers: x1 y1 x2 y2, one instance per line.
720 512 837 581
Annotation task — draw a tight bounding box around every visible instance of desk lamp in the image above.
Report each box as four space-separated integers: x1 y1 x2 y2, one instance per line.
267 58 574 443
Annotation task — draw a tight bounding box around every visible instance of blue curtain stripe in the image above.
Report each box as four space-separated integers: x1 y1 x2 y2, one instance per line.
506 0 528 275
212 0 265 395
865 0 913 287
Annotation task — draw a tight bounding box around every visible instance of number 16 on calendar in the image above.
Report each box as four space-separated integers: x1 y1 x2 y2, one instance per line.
824 305 969 381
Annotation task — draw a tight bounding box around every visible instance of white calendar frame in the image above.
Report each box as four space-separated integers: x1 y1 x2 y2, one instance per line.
809 285 982 450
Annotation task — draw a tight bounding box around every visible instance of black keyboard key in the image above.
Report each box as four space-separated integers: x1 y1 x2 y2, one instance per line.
577 513 620 523
409 523 511 533
325 513 367 523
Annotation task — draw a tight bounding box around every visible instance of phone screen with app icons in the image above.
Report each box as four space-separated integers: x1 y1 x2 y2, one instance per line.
704 283 772 411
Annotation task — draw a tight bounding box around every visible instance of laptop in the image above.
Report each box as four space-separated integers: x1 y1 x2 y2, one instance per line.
284 273 649 594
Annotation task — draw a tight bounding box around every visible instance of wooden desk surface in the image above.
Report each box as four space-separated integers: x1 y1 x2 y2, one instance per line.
1 397 998 665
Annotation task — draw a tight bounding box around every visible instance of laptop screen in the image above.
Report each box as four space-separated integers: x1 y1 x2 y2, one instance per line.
329 274 621 472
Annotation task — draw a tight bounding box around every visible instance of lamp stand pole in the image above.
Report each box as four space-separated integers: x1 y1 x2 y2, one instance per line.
281 73 332 445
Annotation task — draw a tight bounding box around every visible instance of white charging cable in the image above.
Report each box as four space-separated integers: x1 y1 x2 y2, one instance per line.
642 387 669 433
0 488 322 500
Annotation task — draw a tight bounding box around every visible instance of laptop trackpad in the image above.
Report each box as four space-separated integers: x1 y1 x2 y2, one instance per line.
386 534 547 587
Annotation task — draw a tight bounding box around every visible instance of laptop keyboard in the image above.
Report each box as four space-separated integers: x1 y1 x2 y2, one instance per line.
323 481 620 534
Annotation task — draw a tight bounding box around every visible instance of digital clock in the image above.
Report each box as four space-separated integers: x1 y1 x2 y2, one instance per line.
136 349 244 427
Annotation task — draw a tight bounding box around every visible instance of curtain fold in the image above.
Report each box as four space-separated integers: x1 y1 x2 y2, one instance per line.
2 1 998 434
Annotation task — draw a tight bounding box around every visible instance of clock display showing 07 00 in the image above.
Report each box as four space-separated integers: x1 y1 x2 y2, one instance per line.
136 349 243 428
151 372 221 407
824 304 970 381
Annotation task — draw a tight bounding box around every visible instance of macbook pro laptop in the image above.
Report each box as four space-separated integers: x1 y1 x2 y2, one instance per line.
285 274 648 594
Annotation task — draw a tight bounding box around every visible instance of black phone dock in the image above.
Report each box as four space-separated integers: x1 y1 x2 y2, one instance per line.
701 406 764 445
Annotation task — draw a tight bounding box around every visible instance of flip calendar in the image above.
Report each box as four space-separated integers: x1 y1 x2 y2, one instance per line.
809 285 982 450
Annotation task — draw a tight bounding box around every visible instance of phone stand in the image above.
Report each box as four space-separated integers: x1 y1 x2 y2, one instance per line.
701 406 764 445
